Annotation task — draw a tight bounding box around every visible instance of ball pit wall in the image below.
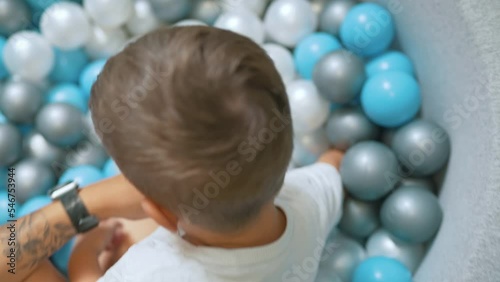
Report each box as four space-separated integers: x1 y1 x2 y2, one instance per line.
374 0 500 281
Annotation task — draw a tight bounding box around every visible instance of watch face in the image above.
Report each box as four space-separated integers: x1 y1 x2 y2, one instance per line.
49 181 79 199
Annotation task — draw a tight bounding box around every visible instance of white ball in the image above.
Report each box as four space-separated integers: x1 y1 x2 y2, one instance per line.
40 2 91 50
287 80 329 134
214 9 265 44
222 0 270 16
175 19 207 27
264 0 317 47
84 0 133 29
292 128 329 166
3 31 54 81
126 0 161 36
263 43 295 83
85 25 128 59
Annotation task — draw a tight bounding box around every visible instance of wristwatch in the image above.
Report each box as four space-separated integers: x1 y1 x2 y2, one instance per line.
48 181 99 233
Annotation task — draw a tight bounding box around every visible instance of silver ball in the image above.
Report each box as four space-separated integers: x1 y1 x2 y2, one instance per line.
64 141 108 169
0 79 44 124
319 0 357 36
0 0 31 36
398 177 434 192
381 186 443 243
35 103 85 147
14 159 56 203
392 119 451 176
338 196 380 239
292 128 329 167
326 107 380 151
313 49 366 104
366 229 425 272
0 123 22 166
191 0 222 25
149 0 193 23
340 141 399 201
309 0 330 16
320 231 366 282
23 131 67 165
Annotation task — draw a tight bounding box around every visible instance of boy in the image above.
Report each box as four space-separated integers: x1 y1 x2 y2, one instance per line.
70 26 344 282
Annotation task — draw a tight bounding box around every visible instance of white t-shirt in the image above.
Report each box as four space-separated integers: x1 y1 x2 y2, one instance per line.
98 163 343 282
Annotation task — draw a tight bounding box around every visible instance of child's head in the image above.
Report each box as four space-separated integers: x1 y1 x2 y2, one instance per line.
90 26 293 233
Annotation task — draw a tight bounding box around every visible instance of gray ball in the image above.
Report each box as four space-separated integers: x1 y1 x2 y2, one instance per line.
341 141 399 200
319 0 357 36
366 229 425 273
23 131 66 165
0 123 22 166
190 0 221 25
381 186 443 243
64 141 108 169
320 231 366 282
399 177 434 192
0 79 44 124
339 196 380 239
392 119 451 176
309 0 330 16
35 103 85 147
326 107 380 151
313 49 366 104
14 159 56 203
149 0 193 23
0 0 31 36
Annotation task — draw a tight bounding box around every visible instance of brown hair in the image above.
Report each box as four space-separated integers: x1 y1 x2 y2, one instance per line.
90 26 293 232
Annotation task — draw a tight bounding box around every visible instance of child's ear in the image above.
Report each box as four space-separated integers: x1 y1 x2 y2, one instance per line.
141 198 178 233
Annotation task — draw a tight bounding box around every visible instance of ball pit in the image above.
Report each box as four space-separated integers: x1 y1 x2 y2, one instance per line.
0 0 498 281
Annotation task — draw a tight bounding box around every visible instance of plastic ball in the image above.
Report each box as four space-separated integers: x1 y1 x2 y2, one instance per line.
18 195 52 217
341 141 399 201
64 142 108 169
320 231 366 282
313 49 366 104
79 59 107 98
326 107 380 151
50 48 89 84
0 79 44 124
36 103 85 147
0 36 8 79
40 2 91 50
0 0 31 36
319 0 357 36
381 186 443 243
84 0 133 29
51 239 75 275
85 25 128 60
366 229 425 273
175 19 207 27
264 0 317 47
361 72 421 128
314 271 343 282
26 0 60 11
23 132 66 165
366 51 414 77
286 80 330 134
14 159 56 204
338 196 380 239
46 84 88 113
3 31 55 81
291 128 329 167
221 0 269 15
294 32 341 79
340 3 395 57
149 0 193 23
352 256 412 282
0 124 22 166
190 0 221 25
398 178 434 192
215 9 265 44
0 167 6 190
103 158 120 178
126 0 161 36
263 43 295 83
58 165 104 187
392 119 451 176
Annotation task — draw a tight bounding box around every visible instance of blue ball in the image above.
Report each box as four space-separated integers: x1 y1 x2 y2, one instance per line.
51 238 75 275
50 48 89 84
361 71 421 127
0 112 7 124
26 0 61 11
366 51 414 77
59 165 104 188
353 256 412 282
103 158 120 178
340 3 395 57
46 84 88 113
0 36 9 79
79 59 107 98
0 191 11 224
294 33 342 79
18 196 52 217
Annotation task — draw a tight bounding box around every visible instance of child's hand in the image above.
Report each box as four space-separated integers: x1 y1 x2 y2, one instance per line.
318 149 344 170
